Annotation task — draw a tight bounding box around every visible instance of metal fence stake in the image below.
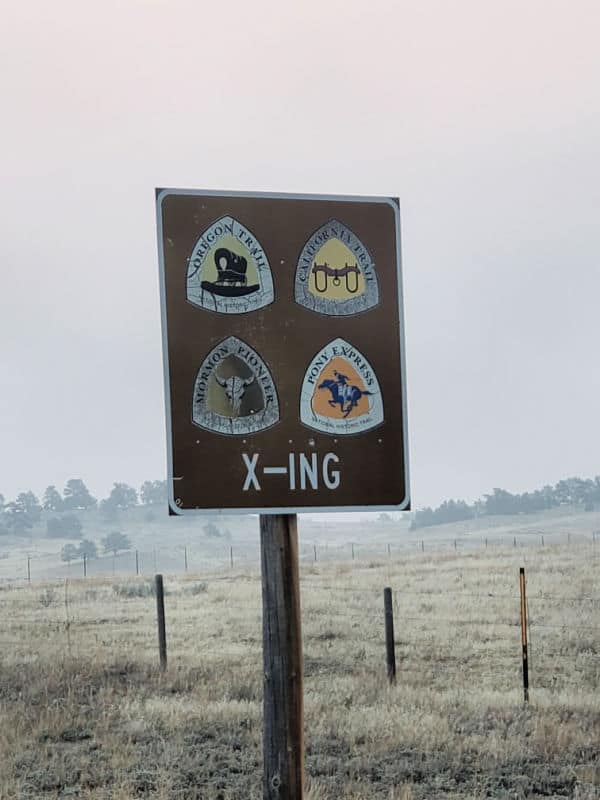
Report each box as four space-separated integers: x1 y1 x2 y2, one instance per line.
519 567 529 703
155 574 167 671
384 587 396 684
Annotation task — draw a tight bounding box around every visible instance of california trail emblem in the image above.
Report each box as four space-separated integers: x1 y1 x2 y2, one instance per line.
300 338 383 434
295 220 379 315
193 336 279 434
187 217 274 314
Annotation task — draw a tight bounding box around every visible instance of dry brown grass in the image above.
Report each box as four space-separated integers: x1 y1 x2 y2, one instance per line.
0 543 599 798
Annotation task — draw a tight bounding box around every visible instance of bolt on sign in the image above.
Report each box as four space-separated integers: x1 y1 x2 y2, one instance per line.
156 189 410 514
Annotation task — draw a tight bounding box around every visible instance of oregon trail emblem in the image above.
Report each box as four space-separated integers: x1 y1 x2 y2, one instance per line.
295 220 379 315
187 217 274 314
193 336 279 434
300 338 383 434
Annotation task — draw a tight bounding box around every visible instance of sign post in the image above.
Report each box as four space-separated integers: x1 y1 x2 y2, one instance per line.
260 513 303 798
156 189 409 798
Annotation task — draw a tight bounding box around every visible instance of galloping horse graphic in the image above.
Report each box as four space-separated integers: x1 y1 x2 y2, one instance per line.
317 370 373 418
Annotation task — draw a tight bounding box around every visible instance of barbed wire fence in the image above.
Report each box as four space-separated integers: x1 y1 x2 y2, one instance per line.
2 549 598 699
1 528 598 586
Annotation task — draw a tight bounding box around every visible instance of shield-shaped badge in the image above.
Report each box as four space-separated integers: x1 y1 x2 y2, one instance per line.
187 217 274 314
295 220 379 315
193 336 279 435
300 338 384 434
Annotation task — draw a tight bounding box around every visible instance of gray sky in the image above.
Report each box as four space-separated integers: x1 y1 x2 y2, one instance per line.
1 0 599 508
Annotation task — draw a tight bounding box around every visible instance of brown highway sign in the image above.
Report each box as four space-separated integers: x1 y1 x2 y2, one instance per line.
156 189 410 514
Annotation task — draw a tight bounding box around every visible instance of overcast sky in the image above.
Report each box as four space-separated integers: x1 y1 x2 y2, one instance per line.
1 0 599 509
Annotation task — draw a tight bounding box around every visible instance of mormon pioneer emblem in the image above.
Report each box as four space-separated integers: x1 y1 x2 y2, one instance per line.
295 220 379 315
300 338 384 434
187 217 274 314
193 336 279 434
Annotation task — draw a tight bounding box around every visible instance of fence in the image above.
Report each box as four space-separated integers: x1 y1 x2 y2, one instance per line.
2 547 598 701
2 528 599 586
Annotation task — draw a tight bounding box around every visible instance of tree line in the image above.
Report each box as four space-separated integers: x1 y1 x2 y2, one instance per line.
3 473 598 537
410 475 600 531
0 479 167 536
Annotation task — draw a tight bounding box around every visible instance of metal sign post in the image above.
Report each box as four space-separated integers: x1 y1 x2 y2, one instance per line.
156 188 410 799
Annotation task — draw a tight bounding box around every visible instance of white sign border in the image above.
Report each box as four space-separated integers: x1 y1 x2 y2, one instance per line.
156 188 410 515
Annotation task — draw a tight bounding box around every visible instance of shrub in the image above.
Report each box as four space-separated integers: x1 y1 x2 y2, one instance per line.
188 581 208 595
112 581 155 598
39 588 57 607
204 522 221 538
61 543 80 562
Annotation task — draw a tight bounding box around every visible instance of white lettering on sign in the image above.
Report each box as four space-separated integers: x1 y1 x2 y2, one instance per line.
322 452 341 489
242 452 340 492
242 453 261 491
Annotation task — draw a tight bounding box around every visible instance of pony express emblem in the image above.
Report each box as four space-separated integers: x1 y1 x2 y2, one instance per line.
186 216 274 314
295 220 379 315
193 336 279 434
300 338 383 434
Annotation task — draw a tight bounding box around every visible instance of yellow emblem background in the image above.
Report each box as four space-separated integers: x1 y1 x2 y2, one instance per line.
308 238 366 302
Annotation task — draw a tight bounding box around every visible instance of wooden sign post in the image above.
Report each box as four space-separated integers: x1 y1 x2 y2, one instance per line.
260 514 304 798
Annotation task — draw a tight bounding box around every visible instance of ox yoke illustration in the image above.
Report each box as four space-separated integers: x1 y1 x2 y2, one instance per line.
295 219 379 316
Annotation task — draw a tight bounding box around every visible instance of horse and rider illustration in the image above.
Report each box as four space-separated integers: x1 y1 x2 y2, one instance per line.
317 369 373 418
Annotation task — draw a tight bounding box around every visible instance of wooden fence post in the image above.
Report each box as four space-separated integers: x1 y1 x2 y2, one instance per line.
384 587 396 684
135 550 139 576
513 536 517 548
519 567 529 703
313 544 317 563
387 543 391 558
541 535 544 547
155 574 167 671
83 554 87 578
421 540 424 553
260 514 304 799
230 546 234 569
184 546 188 572
351 543 355 560
27 555 31 584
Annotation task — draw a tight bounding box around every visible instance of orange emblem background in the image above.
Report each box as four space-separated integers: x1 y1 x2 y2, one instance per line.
311 357 370 419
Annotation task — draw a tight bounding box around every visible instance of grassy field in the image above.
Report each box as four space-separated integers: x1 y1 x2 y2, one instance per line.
0 540 599 799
